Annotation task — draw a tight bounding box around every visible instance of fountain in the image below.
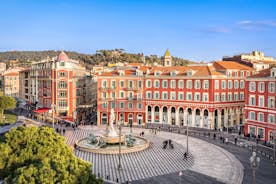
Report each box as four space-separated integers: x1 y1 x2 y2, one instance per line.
76 108 149 154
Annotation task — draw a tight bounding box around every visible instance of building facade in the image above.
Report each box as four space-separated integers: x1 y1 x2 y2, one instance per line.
97 51 254 129
23 51 93 122
1 67 25 97
244 68 276 141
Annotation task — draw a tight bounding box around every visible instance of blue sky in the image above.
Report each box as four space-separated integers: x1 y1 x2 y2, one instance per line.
0 0 275 61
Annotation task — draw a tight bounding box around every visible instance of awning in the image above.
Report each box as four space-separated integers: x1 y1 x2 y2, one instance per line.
33 108 51 114
55 117 75 124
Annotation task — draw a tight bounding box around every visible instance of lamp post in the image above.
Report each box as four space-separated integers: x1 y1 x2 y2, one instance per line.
51 104 55 128
250 151 260 184
273 131 276 166
118 119 123 170
186 114 189 155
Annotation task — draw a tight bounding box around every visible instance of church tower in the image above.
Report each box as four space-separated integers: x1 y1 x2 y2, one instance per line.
163 49 172 66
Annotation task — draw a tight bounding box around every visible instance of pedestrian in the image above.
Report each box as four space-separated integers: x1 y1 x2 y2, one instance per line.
63 129 66 135
222 137 225 143
235 137 238 145
213 133 216 140
155 128 157 135
184 152 188 159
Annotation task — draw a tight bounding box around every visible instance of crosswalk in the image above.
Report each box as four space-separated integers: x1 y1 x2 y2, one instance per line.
65 128 194 183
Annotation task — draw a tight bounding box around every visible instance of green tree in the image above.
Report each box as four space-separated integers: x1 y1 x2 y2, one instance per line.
0 95 16 124
0 126 102 184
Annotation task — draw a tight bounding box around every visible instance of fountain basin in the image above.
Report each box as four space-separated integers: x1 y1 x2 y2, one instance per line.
76 135 150 154
100 134 126 144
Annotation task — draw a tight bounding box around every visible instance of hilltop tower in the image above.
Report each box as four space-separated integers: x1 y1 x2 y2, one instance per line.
163 49 172 66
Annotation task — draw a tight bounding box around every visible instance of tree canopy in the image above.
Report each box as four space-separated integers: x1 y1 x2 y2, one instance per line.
0 95 16 124
0 126 102 184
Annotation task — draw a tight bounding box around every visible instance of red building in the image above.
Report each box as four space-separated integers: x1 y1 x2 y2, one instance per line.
244 67 276 141
97 51 254 130
26 51 92 123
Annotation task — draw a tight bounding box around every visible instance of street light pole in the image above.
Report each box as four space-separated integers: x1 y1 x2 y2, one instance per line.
186 114 189 154
273 131 276 166
118 119 122 170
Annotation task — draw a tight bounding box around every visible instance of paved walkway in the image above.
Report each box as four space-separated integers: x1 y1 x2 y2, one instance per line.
65 126 244 184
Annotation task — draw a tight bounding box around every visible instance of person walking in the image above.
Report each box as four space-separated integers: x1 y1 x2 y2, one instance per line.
234 136 238 145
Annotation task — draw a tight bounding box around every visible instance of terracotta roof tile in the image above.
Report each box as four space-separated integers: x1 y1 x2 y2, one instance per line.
213 61 253 71
249 68 271 78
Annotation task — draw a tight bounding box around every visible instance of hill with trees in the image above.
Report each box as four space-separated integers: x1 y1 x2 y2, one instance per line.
0 49 194 69
0 126 102 184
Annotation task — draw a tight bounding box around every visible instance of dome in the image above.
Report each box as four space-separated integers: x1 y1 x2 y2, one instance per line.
57 51 69 62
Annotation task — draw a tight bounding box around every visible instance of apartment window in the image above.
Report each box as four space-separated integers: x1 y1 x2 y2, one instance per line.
241 71 244 77
162 92 168 100
59 61 65 66
268 114 275 124
162 80 168 88
249 112 256 120
128 80 134 88
202 93 208 102
120 80 124 88
154 80 160 88
194 93 200 101
249 95 256 106
111 80 116 89
227 71 231 77
154 91 160 99
249 81 256 92
178 92 184 100
58 91 67 98
58 100 67 107
257 128 264 139
228 93 232 101
137 80 142 89
234 80 239 89
120 91 124 98
111 92 116 99
146 80 152 88
215 80 219 89
120 102 124 109
137 103 142 110
102 92 107 99
240 80 244 89
137 93 142 100
146 91 152 99
246 71 250 76
195 80 201 89
234 71 238 77
221 93 226 102
186 80 192 89
102 80 107 88
214 93 220 102
178 80 184 89
128 103 133 109
268 97 275 108
170 92 176 100
268 82 275 93
228 80 232 89
58 81 67 89
258 96 264 107
186 93 192 101
170 80 176 89
258 113 264 122
240 93 244 101
128 92 134 99
234 93 239 101
110 102 116 108
222 80 226 89
102 102 107 109
203 80 209 89
59 72 66 77
258 82 265 93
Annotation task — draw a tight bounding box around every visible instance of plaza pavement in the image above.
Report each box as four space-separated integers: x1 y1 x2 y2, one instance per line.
65 126 243 184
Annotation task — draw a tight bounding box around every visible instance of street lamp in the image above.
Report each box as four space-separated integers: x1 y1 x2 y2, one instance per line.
273 131 276 166
51 104 56 128
250 151 260 184
118 119 123 170
186 114 189 155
